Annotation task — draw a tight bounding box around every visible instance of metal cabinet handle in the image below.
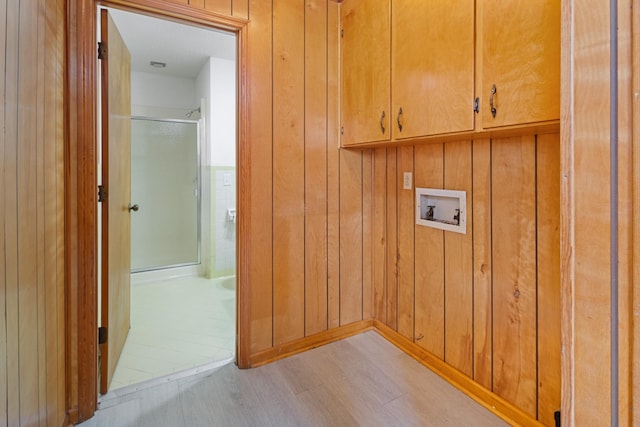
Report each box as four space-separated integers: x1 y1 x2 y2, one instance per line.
397 107 403 132
489 84 497 118
380 111 386 134
128 203 139 212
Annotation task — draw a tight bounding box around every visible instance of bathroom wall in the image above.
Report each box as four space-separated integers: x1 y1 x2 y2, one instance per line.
196 56 237 277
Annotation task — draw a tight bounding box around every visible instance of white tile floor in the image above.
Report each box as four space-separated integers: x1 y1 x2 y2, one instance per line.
108 275 236 391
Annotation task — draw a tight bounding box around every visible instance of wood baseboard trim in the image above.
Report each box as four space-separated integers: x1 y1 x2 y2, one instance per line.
373 321 543 427
249 320 374 367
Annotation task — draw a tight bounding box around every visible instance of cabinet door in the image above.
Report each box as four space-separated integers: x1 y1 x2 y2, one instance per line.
341 0 390 145
392 0 475 138
480 0 560 128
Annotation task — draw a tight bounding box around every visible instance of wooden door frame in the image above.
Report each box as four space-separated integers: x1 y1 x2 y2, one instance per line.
65 0 250 423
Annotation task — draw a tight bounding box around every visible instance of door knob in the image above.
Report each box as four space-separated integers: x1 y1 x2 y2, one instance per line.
128 203 139 212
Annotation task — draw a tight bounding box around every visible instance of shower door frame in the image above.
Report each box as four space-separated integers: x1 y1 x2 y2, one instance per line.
65 0 250 422
130 116 203 273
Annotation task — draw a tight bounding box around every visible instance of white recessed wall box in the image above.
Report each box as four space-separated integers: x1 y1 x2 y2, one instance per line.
415 188 467 234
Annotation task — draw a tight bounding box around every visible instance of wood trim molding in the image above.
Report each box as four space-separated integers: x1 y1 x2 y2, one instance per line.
249 320 374 368
66 0 250 421
373 321 544 427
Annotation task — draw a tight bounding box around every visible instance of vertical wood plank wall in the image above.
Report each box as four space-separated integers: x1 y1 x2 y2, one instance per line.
245 0 372 356
372 135 561 425
1 0 67 425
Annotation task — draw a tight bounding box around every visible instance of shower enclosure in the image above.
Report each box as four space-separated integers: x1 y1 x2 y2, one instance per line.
130 117 200 272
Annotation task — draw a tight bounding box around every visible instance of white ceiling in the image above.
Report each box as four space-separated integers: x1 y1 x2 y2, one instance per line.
106 7 236 79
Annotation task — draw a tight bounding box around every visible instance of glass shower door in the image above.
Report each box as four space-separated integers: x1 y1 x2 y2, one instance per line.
130 118 200 272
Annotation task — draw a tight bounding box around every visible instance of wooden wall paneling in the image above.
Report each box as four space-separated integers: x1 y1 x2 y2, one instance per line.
570 0 613 423
272 0 305 345
372 148 387 323
0 0 7 420
339 149 363 325
36 0 47 419
55 0 66 420
491 136 537 417
18 0 40 421
633 0 640 423
304 0 329 336
232 0 249 19
204 0 231 15
536 134 561 425
248 0 274 352
396 146 414 339
326 0 340 330
44 0 63 422
362 150 373 320
472 139 492 389
386 147 398 329
413 144 445 359
615 1 633 421
443 141 473 378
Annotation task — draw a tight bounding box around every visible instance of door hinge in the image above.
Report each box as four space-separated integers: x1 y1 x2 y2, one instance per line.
554 410 560 427
473 97 480 113
340 126 344 135
340 28 344 38
98 326 108 345
98 42 107 60
98 185 108 203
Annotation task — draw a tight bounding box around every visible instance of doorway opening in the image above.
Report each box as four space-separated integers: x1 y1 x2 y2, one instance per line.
96 6 238 396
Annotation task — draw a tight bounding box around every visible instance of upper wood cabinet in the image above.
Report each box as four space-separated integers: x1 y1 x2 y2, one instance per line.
392 1 475 139
340 0 560 146
340 0 391 146
479 0 560 128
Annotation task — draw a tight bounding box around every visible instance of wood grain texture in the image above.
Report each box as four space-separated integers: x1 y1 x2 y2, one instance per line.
443 141 473 378
571 0 613 424
536 133 561 426
362 150 373 320
615 3 633 423
340 0 390 145
339 150 363 325
326 0 340 330
372 148 388 323
396 146 414 339
5 0 20 422
272 0 306 345
391 0 474 138
491 136 537 417
633 0 640 424
0 0 7 419
413 144 445 359
17 0 39 421
304 0 329 336
472 139 493 390
189 0 205 8
375 322 543 427
385 147 398 329
248 0 274 353
204 0 231 15
91 331 509 427
232 0 249 19
480 0 560 128
101 10 132 393
0 0 66 424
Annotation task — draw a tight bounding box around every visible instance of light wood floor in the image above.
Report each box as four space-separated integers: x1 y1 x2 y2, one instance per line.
80 331 509 426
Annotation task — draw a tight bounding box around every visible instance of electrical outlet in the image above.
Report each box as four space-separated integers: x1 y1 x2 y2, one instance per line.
403 172 412 190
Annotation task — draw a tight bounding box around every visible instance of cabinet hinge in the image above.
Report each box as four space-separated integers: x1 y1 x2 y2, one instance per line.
98 326 108 345
98 185 108 203
340 126 344 135
554 410 560 427
473 97 480 113
340 28 344 38
98 42 107 60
